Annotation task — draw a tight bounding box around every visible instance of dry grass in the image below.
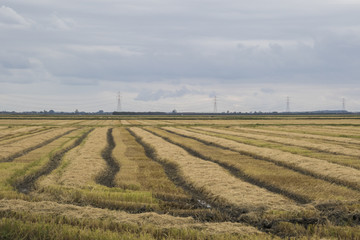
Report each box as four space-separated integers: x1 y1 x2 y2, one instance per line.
0 127 75 161
233 126 360 145
0 119 54 126
11 129 82 166
195 126 360 157
164 127 360 190
77 120 104 126
0 126 45 140
191 127 360 170
324 125 360 133
113 128 205 215
34 127 161 211
0 129 86 200
0 199 266 238
120 120 131 125
0 127 52 145
130 127 301 212
112 128 141 190
148 127 360 204
127 120 142 125
149 118 360 126
264 125 360 138
56 128 109 188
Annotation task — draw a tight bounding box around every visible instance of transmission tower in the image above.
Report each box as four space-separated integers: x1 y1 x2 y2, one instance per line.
213 95 218 113
117 92 121 112
342 98 346 111
286 96 290 113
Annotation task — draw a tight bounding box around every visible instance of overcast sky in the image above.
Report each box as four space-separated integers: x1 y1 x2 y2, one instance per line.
1 0 360 112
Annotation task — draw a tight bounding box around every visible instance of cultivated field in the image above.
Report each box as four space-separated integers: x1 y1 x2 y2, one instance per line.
0 114 360 239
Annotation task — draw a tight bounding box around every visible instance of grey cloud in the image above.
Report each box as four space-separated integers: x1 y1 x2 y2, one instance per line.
135 86 198 101
0 5 31 27
261 88 275 94
33 33 360 85
1 0 360 111
0 53 30 69
49 13 75 30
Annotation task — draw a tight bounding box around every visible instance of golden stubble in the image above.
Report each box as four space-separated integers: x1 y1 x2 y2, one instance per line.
130 127 301 212
264 125 360 137
145 127 360 203
57 127 108 188
0 127 75 160
164 127 360 189
120 120 131 125
112 128 140 189
194 126 360 157
0 126 45 139
232 126 360 146
0 199 262 235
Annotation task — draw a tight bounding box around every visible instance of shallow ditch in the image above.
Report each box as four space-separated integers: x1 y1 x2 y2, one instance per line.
146 127 311 205
1 129 76 163
14 129 93 194
96 128 120 188
128 128 246 222
165 128 360 192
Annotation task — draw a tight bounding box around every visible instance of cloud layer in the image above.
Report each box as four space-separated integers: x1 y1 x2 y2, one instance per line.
1 0 360 112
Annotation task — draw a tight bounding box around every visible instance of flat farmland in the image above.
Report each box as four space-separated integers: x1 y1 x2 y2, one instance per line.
1 115 360 239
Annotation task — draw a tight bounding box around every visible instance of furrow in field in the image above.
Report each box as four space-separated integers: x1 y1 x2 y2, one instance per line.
0 128 76 162
202 127 360 170
192 127 360 170
112 128 139 189
133 120 156 125
233 126 360 146
324 125 360 133
130 127 301 213
14 129 93 194
120 120 131 125
127 120 142 125
96 128 120 188
194 126 360 157
0 199 263 237
127 128 232 220
58 128 109 188
78 120 102 126
265 125 360 138
33 128 164 213
164 127 360 191
0 126 44 140
147 127 360 204
0 127 53 145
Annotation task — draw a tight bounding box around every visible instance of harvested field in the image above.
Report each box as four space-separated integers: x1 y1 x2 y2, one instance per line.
0 199 267 239
120 120 131 125
232 126 360 145
130 127 301 213
1 115 360 239
0 126 45 140
164 127 360 190
54 127 109 188
0 127 75 162
147 127 360 204
263 125 360 138
0 126 52 145
194 126 360 157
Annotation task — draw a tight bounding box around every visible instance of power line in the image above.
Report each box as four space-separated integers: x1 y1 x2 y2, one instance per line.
213 95 217 113
286 96 290 112
117 92 121 112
